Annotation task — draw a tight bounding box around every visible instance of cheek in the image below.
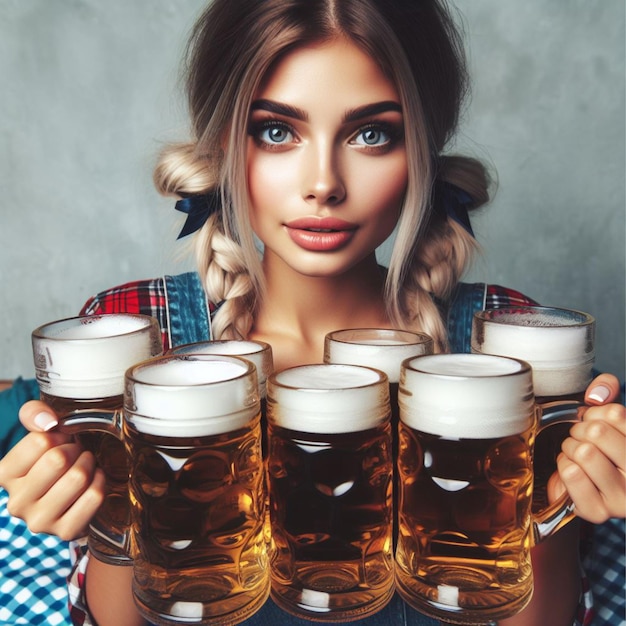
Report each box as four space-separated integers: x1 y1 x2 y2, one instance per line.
247 152 296 222
247 156 276 230
354 155 408 221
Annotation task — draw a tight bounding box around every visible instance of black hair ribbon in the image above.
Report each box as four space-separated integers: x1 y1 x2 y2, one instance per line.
175 190 221 239
436 181 475 237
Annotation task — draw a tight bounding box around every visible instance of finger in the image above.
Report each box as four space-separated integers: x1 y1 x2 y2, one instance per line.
30 444 96 501
53 467 107 541
546 470 567 503
581 402 626 425
28 462 106 541
556 454 615 523
0 432 74 485
559 440 626 519
568 412 626 468
19 400 60 432
585 373 621 405
3 443 89 519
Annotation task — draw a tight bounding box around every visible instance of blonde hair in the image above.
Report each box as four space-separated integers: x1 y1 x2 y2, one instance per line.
154 0 490 349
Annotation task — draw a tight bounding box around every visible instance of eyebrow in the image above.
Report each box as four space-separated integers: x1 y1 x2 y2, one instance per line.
343 101 402 122
250 99 402 123
250 99 308 121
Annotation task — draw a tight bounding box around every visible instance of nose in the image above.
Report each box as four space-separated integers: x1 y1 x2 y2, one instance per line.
302 140 346 206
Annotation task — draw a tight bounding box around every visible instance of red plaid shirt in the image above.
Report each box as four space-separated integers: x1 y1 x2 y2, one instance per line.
67 276 593 626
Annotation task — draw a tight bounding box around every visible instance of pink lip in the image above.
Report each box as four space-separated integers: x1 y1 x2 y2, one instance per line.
284 217 357 252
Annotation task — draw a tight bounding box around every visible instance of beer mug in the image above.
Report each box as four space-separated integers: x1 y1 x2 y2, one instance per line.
324 328 434 424
169 340 274 451
395 354 579 624
168 340 274 399
267 364 395 621
32 314 162 564
125 354 269 625
324 329 434 551
471 306 595 510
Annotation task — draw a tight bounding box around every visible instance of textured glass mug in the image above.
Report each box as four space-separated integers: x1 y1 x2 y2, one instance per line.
125 354 269 626
394 354 580 625
324 328 434 551
168 339 274 400
32 313 162 565
324 328 434 425
169 339 274 456
471 306 595 511
267 363 395 621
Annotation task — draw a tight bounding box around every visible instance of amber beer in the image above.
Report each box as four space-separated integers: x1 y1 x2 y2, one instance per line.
267 364 394 622
471 306 595 510
32 314 162 564
324 329 434 552
125 354 269 626
395 354 541 624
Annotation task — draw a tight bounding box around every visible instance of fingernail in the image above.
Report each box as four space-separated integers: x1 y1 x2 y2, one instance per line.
34 412 58 431
587 385 611 403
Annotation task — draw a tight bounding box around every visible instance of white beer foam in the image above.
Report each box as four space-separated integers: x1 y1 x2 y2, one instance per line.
170 340 273 396
399 354 535 439
127 357 259 437
473 314 594 395
269 364 388 434
34 315 160 399
45 315 148 339
529 367 592 397
326 335 431 383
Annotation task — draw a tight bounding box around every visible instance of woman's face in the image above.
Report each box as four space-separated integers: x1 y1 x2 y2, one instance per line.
246 37 408 278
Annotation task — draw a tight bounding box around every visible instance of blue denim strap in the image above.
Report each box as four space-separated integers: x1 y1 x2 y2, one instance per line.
445 282 487 353
164 272 212 347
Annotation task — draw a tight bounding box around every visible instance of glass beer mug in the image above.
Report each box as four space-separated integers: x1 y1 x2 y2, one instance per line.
323 328 434 425
168 339 274 399
267 364 395 621
125 354 269 625
324 328 434 552
394 354 579 625
471 306 595 511
32 314 162 564
169 339 274 453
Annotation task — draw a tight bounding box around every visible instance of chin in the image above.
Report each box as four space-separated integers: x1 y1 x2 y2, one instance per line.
293 258 372 279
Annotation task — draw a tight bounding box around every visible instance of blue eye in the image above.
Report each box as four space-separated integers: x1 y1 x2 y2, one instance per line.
352 124 399 148
257 123 293 145
356 128 387 146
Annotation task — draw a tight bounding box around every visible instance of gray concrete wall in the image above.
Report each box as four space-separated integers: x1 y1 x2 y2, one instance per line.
1 1 624 381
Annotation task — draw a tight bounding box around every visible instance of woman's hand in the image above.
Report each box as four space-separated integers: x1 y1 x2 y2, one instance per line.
550 374 626 522
0 400 105 540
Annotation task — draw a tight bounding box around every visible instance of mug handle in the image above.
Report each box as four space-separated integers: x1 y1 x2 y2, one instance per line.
531 401 582 543
57 410 130 556
57 408 122 438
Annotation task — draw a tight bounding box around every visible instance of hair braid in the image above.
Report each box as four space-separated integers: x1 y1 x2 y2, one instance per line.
396 155 489 352
154 143 258 340
195 214 256 339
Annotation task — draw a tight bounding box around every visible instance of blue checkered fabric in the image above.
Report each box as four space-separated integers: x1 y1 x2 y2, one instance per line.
0 488 72 626
583 517 626 626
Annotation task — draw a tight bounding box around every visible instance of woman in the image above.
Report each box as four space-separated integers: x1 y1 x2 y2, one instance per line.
0 1 623 625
